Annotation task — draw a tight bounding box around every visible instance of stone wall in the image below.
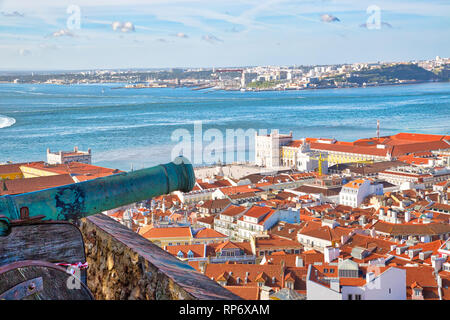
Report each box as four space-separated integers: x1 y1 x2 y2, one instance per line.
80 214 240 300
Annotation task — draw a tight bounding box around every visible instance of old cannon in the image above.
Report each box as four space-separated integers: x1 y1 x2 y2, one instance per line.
0 156 195 300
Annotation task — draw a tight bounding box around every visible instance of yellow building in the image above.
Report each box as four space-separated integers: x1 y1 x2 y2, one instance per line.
20 165 60 178
139 226 193 248
0 162 29 180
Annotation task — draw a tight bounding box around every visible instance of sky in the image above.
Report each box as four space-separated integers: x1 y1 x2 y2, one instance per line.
0 0 449 70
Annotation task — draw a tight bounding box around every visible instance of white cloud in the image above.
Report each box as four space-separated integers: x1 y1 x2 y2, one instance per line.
1 11 24 17
320 14 340 23
112 21 135 32
202 34 223 44
50 29 75 37
18 48 31 56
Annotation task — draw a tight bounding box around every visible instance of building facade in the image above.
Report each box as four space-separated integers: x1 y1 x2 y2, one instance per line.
47 146 92 164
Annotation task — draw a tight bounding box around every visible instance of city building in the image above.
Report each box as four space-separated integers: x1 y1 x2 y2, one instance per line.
257 132 450 169
19 161 122 181
306 260 407 300
281 140 328 173
255 130 293 169
139 226 193 247
339 179 383 208
47 146 92 164
0 161 43 180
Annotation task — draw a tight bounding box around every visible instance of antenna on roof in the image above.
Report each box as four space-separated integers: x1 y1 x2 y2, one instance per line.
377 120 380 139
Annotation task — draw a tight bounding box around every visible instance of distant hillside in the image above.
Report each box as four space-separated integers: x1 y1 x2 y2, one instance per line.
345 64 438 85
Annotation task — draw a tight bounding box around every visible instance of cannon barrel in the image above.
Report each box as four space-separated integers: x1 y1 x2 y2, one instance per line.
0 156 195 234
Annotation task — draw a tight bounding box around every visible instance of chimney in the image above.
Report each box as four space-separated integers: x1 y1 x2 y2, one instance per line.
200 262 206 274
408 248 422 259
295 256 304 267
392 211 398 219
419 251 433 261
405 211 411 223
437 275 443 288
366 271 376 284
377 120 380 139
324 247 340 263
341 235 349 245
431 255 445 272
330 278 340 292
396 246 409 255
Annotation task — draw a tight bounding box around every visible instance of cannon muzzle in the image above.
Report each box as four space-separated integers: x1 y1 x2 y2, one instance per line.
0 156 195 235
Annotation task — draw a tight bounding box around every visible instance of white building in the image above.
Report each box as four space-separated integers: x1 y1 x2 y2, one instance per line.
214 205 248 240
306 260 407 300
236 206 277 241
47 146 92 164
339 179 383 208
255 130 292 169
241 72 258 87
282 141 328 173
174 189 215 204
378 166 450 189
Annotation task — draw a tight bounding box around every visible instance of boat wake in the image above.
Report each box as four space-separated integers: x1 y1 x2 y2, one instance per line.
0 115 16 128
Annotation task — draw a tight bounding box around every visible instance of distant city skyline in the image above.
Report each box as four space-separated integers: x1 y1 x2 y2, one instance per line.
0 0 449 70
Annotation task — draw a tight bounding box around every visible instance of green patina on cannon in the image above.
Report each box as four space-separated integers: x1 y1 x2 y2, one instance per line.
0 156 195 236
0 156 195 300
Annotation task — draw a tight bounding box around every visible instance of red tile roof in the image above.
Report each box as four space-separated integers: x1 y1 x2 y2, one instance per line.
204 263 285 289
209 240 253 255
0 161 44 175
219 205 247 217
21 161 123 181
195 228 228 239
372 220 450 236
0 174 75 195
164 244 206 258
244 206 275 219
220 185 262 196
224 286 260 300
255 235 301 250
299 222 352 242
140 226 192 239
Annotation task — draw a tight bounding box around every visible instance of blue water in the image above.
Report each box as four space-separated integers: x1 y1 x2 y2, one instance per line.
0 82 449 170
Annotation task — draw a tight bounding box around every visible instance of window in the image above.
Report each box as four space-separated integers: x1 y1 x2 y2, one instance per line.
324 268 328 273
389 288 391 294
347 294 353 300
355 295 362 300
